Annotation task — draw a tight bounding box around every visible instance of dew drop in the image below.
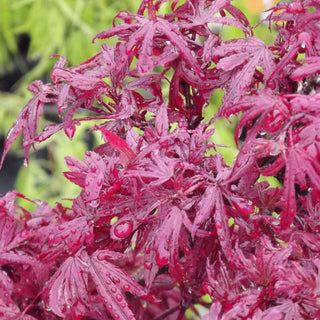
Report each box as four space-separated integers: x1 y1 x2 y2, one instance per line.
115 294 123 302
113 277 120 283
21 231 30 238
123 284 130 291
114 314 120 320
65 159 74 166
124 207 130 214
97 179 103 186
140 64 150 74
126 46 133 54
111 287 117 293
58 225 65 231
120 57 126 63
220 236 225 242
144 261 153 270
287 2 304 14
0 200 6 207
267 79 276 90
89 200 100 208
156 253 168 266
216 221 222 229
113 219 133 239
230 184 237 191
85 151 91 157
61 234 68 240
106 280 111 285
85 231 93 240
121 303 126 309
65 127 75 139
47 235 55 245
106 304 113 311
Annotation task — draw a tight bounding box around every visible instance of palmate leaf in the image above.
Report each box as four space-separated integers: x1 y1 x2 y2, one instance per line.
281 146 320 229
192 184 231 253
88 250 146 320
151 206 189 268
174 0 251 36
0 297 39 320
125 151 178 187
255 139 320 229
214 37 275 111
46 249 145 320
64 150 107 202
94 126 136 167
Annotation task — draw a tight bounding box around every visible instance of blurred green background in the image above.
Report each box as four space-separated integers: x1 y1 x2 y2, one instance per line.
0 0 279 205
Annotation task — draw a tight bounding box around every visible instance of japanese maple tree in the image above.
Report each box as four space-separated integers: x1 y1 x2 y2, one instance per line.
1 0 320 319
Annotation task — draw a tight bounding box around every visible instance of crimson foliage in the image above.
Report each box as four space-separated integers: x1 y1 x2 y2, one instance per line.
1 0 320 319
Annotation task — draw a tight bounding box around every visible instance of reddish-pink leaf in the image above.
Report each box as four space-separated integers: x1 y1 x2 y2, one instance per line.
89 250 146 320
94 126 136 166
45 253 89 318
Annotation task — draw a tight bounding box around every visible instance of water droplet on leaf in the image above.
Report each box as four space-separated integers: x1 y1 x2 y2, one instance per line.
124 207 130 214
85 231 93 240
65 159 74 166
156 253 168 266
113 276 120 283
140 64 150 74
65 127 75 139
111 287 117 293
21 231 29 238
113 219 133 239
106 304 113 311
116 294 123 302
144 261 153 270
123 284 130 291
126 46 133 54
97 252 108 261
216 221 222 229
